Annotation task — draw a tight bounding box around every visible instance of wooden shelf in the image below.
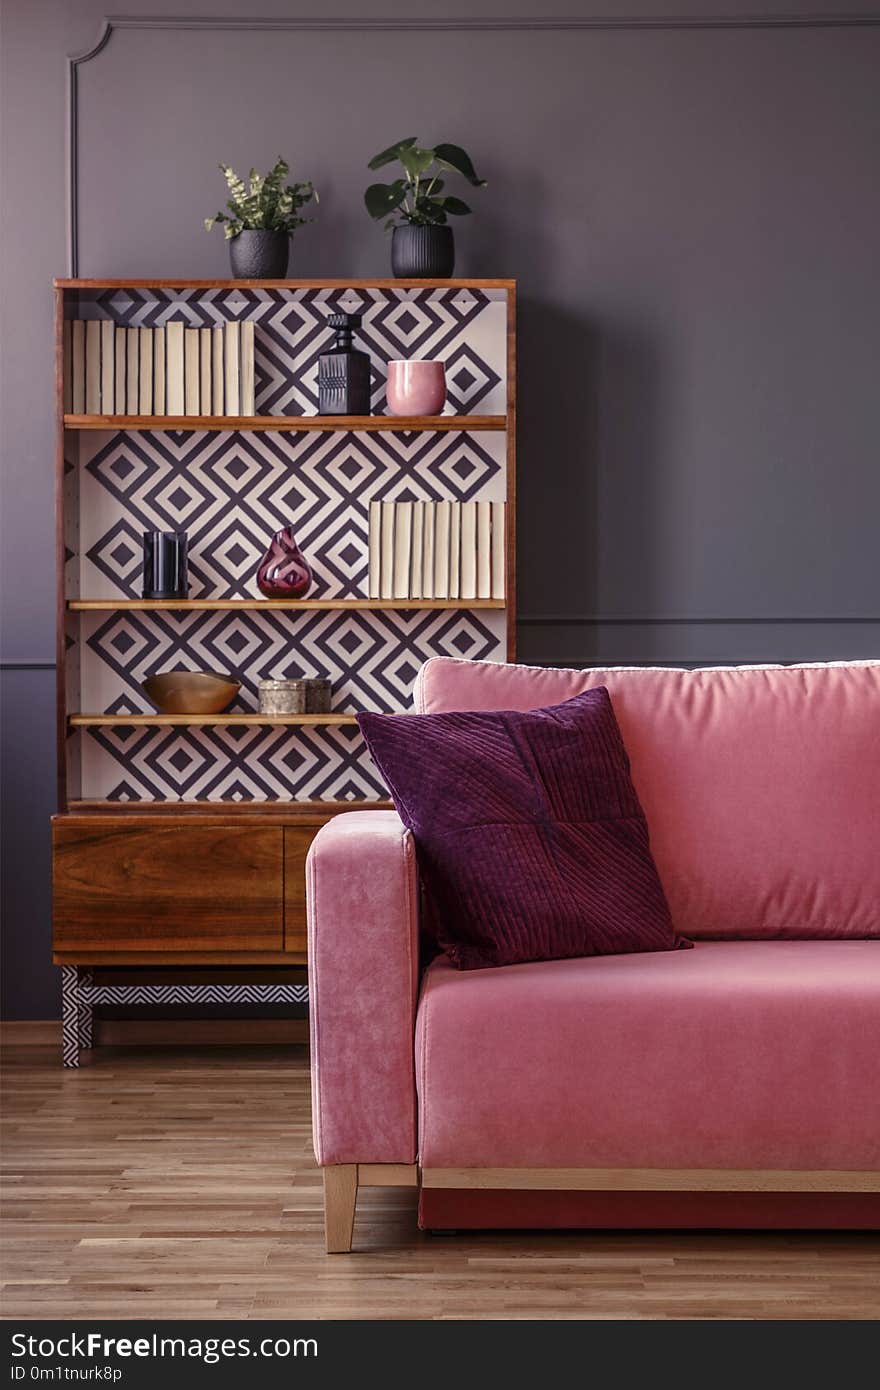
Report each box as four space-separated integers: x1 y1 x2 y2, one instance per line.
56 278 515 291
68 597 506 612
64 799 394 815
69 713 361 728
63 413 505 433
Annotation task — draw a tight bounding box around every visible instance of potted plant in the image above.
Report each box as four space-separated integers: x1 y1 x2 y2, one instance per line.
364 138 486 278
205 157 318 279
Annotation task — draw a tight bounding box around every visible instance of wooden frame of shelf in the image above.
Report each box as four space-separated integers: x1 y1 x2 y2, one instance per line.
69 598 505 612
53 277 515 1018
55 277 514 291
69 713 361 728
63 413 505 432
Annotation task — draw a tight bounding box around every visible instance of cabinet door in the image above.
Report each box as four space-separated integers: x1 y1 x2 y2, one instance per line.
53 820 283 953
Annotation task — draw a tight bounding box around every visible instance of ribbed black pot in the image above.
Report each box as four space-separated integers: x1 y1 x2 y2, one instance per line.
229 230 289 279
391 224 455 279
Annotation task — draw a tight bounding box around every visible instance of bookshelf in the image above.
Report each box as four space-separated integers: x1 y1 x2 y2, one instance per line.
52 277 515 1063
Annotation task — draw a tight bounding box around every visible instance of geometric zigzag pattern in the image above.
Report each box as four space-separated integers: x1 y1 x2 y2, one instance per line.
70 287 508 802
61 966 308 1065
90 286 505 417
81 427 505 600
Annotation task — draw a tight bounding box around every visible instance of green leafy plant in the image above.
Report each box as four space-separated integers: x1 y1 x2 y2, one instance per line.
204 157 318 241
364 138 486 229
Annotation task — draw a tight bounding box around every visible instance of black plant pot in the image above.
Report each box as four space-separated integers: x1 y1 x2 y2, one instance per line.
391 224 455 279
229 230 289 279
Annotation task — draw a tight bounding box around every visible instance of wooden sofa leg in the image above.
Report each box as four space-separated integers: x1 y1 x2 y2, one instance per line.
323 1165 358 1253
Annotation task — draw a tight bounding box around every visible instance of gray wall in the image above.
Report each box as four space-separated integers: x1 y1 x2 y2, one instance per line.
2 1 879 1017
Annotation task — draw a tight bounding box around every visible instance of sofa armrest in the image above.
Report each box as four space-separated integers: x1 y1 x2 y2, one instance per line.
307 810 419 1166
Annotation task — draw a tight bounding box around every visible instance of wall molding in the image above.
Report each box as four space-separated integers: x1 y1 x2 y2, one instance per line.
67 10 880 273
518 614 880 626
0 660 56 671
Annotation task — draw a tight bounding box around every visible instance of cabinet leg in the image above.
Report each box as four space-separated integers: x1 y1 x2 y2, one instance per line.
323 1165 358 1253
61 966 80 1068
78 969 93 1051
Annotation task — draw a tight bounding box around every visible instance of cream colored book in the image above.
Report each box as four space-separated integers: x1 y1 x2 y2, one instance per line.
100 320 114 415
184 329 200 415
433 499 451 599
71 321 85 413
422 500 435 599
225 321 240 415
394 502 413 600
460 500 478 601
165 322 184 414
368 500 381 599
63 321 72 412
380 502 395 601
114 327 126 414
139 328 153 414
448 501 462 600
200 329 212 416
153 325 166 415
126 328 139 414
477 500 492 600
85 320 101 414
211 327 224 415
410 501 424 600
240 321 255 415
491 501 506 600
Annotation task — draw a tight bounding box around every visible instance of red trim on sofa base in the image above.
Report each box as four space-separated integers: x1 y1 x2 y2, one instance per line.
418 1189 880 1231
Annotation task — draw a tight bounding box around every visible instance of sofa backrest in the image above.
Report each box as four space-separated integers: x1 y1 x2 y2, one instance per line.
413 658 880 941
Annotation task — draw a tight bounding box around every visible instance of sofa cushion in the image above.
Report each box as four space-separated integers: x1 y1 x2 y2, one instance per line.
414 659 880 941
358 689 688 970
415 940 880 1170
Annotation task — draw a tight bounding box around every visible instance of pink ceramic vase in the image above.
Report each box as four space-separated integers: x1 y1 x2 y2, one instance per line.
256 525 313 599
385 359 446 417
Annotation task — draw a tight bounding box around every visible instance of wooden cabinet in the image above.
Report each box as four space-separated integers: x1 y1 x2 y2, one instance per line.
283 828 313 956
51 807 368 965
53 819 284 954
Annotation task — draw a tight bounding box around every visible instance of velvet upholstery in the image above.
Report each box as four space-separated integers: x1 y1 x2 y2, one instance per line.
415 941 880 1170
308 660 880 1233
358 689 687 969
307 811 419 1165
414 659 880 941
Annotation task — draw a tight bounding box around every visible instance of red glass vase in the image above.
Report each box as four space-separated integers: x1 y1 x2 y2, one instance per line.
256 526 313 599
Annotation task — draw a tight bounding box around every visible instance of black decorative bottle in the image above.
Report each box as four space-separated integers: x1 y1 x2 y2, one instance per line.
318 313 371 415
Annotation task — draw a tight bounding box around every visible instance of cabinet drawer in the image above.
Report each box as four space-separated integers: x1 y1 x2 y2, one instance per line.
53 821 283 952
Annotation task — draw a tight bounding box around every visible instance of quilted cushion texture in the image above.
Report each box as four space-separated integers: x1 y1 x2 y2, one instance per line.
357 688 689 969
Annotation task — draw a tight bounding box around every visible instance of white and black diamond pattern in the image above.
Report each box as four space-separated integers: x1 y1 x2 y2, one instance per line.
72 287 509 802
81 429 504 600
87 287 506 415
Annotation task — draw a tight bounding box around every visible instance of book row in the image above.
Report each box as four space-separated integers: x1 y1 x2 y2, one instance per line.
368 500 506 601
64 320 256 417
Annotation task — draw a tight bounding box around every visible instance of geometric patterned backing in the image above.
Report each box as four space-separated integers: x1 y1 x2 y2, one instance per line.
68 288 509 803
83 286 506 418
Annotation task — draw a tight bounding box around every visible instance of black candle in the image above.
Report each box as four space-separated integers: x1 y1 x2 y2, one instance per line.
142 531 188 600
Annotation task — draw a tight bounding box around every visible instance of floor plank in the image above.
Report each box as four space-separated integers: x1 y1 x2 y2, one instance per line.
2 1039 879 1320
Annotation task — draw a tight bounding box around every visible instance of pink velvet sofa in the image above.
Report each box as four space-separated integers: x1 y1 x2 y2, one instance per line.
307 658 880 1251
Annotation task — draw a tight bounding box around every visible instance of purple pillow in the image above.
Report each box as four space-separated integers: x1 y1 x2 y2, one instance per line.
357 688 690 970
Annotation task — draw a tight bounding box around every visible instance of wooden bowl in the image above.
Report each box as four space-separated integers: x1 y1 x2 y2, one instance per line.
142 670 241 715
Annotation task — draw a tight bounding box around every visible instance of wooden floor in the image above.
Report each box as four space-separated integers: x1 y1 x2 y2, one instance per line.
2 1034 879 1321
